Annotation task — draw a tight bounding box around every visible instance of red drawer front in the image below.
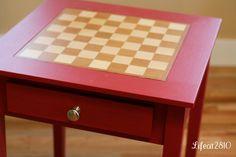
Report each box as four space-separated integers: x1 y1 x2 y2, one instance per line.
6 83 153 138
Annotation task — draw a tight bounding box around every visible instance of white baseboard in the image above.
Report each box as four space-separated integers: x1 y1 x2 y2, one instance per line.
211 39 236 66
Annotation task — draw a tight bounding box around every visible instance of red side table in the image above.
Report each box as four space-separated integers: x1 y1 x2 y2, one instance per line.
0 0 221 157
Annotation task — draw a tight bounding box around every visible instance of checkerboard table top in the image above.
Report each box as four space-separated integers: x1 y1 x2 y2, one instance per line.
0 0 221 106
17 8 188 80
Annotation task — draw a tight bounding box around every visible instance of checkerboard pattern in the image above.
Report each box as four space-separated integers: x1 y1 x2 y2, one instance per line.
17 8 189 80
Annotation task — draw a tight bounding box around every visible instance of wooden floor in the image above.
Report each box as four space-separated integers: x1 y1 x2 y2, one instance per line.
4 67 236 157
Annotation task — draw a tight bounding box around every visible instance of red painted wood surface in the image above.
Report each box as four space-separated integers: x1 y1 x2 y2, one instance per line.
0 79 7 157
163 106 186 157
0 116 6 157
185 64 209 157
53 125 65 157
6 83 153 138
0 0 221 107
149 105 167 144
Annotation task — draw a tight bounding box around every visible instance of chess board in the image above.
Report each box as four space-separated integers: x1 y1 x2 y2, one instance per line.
17 8 189 80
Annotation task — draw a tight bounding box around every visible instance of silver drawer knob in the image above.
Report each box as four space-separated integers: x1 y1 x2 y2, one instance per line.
67 106 80 121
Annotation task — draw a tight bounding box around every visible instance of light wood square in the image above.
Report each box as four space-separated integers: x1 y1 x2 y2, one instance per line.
148 60 168 71
45 45 65 54
19 49 43 59
89 60 111 70
156 47 175 56
47 24 66 32
169 23 186 31
68 41 87 49
79 11 97 18
110 34 129 41
101 46 120 55
122 42 141 51
131 30 148 38
54 54 76 64
143 38 161 46
163 34 181 43
89 18 106 25
108 14 126 22
59 14 77 21
34 36 55 45
68 21 87 29
119 22 136 29
125 65 146 75
134 51 154 60
150 26 168 34
138 18 155 26
57 33 76 41
99 25 117 33
112 55 133 65
89 37 108 45
78 50 99 59
79 29 97 37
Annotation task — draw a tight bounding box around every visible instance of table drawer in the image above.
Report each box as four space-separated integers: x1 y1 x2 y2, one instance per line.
6 83 153 138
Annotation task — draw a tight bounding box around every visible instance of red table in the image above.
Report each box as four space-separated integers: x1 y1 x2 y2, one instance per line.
0 0 221 156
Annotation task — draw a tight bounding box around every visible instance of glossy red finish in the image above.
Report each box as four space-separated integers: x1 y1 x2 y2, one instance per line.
53 125 65 157
0 0 221 108
185 65 209 156
0 79 7 157
0 0 221 157
6 83 153 138
0 116 6 157
149 105 167 144
163 106 186 157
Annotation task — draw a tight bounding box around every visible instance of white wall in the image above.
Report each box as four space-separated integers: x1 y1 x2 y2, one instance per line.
211 39 236 66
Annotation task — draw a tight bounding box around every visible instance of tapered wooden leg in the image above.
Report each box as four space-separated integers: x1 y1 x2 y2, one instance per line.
53 125 65 157
185 65 209 157
163 106 186 157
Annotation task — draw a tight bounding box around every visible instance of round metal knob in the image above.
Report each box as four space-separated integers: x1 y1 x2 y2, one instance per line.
67 106 80 122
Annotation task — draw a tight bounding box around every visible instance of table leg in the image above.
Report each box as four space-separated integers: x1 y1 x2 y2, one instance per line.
53 125 65 157
0 116 7 157
163 106 186 157
185 66 208 157
0 79 7 157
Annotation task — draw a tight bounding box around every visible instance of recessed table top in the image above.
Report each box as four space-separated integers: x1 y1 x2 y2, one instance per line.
0 0 221 107
17 8 188 80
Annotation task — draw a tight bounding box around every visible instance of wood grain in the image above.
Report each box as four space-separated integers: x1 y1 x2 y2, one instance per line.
5 66 236 157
